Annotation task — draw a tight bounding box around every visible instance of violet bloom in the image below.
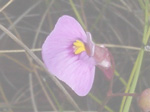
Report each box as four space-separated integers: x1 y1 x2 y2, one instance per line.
42 15 114 96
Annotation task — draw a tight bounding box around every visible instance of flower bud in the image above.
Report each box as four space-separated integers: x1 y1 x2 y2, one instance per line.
138 88 150 112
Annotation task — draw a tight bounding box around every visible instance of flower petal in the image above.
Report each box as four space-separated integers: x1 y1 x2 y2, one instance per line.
43 48 95 96
42 15 87 61
42 15 96 96
59 57 95 96
49 15 87 43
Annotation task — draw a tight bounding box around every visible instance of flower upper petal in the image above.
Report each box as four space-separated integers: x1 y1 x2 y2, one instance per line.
49 15 87 42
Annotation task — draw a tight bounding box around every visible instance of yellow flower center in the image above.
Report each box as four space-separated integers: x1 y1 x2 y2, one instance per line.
73 40 85 54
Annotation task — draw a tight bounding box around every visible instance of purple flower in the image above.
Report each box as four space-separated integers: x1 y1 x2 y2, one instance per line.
42 15 114 96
